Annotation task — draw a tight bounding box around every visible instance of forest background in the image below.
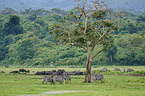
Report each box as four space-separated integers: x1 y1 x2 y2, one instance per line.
0 0 145 67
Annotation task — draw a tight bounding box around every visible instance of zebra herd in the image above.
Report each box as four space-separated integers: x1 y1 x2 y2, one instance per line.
42 72 104 85
42 72 71 85
8 68 134 85
41 68 135 85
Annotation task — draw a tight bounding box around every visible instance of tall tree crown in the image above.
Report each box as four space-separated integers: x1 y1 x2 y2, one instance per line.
50 0 123 55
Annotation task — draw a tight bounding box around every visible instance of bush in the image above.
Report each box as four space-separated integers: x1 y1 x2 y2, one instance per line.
133 71 145 74
5 65 9 68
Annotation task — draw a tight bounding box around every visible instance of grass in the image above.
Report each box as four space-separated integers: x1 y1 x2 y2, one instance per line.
0 66 145 96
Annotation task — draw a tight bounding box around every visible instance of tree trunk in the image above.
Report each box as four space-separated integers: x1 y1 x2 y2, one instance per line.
85 50 92 83
110 54 113 63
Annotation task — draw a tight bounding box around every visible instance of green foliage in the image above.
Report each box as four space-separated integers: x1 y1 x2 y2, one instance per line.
51 14 62 22
136 15 145 22
0 6 145 67
7 36 41 65
114 34 145 65
133 70 145 74
3 15 23 35
27 13 37 21
34 18 46 27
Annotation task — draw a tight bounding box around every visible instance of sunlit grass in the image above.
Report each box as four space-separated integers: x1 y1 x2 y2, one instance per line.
1 66 145 74
0 66 145 96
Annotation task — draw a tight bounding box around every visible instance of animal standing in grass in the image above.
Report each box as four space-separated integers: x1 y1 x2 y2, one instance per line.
53 75 64 84
42 76 55 85
92 72 103 84
113 68 121 71
63 73 71 84
127 69 134 72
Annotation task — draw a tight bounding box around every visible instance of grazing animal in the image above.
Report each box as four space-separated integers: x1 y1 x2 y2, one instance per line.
53 75 64 84
63 74 71 84
35 71 45 75
127 69 134 73
91 75 96 84
26 70 30 73
92 72 103 84
101 69 108 72
19 69 25 72
19 69 30 73
75 71 84 75
68 72 75 75
1 71 5 73
52 69 56 72
42 76 55 85
58 69 65 75
123 68 126 72
10 71 19 74
113 68 121 71
35 71 52 75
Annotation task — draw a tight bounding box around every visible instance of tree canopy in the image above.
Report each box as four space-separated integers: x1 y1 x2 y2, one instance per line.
0 1 145 68
49 0 124 83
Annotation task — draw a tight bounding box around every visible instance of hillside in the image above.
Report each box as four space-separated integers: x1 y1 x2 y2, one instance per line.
0 1 145 67
0 0 145 12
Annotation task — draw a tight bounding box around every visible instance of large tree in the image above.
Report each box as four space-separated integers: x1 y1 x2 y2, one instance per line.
49 0 123 83
3 15 23 36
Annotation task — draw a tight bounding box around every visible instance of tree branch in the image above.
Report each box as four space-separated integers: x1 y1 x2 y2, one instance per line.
84 17 88 34
92 47 107 59
69 43 87 52
91 32 106 51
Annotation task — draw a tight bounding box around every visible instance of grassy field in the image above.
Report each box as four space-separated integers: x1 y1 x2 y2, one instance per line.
0 66 145 96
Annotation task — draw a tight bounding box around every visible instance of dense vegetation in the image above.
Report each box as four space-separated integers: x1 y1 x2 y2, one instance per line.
0 6 145 67
0 0 145 12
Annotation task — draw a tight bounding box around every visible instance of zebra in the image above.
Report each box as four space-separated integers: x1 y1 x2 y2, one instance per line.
92 72 103 84
42 76 55 85
63 74 71 84
53 75 64 84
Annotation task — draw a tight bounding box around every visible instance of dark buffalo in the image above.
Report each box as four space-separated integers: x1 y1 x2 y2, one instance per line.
19 69 30 73
10 71 19 74
58 69 65 75
19 69 27 72
1 71 5 73
35 71 53 75
52 69 56 72
45 71 53 75
75 71 84 75
68 72 75 75
68 70 84 75
35 71 46 75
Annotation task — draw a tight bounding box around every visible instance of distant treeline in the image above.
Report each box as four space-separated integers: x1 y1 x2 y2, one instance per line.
0 7 145 67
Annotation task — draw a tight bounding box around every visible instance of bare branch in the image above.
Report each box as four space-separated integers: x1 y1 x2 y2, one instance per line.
91 32 106 51
92 46 107 59
83 17 88 34
74 0 81 12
